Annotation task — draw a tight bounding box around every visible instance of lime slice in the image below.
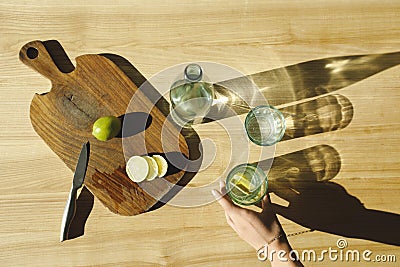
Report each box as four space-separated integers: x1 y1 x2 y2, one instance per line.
152 155 168 178
143 156 158 181
126 156 149 183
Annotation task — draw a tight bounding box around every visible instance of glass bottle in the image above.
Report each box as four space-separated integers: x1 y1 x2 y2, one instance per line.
169 64 214 127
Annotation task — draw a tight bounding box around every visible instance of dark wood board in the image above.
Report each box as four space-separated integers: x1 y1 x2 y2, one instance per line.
20 40 200 216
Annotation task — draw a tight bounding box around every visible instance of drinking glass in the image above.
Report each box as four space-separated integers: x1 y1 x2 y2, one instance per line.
245 105 286 146
225 163 268 205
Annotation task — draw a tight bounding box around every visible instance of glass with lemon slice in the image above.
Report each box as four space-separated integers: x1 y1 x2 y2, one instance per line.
226 164 268 205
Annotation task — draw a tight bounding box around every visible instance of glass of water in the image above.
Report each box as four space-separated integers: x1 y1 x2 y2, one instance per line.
226 163 268 205
245 105 286 146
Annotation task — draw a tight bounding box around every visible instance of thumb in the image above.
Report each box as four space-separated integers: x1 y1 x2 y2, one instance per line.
261 194 271 211
260 194 273 218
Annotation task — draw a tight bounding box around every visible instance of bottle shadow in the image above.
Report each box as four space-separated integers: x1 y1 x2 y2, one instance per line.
42 40 75 73
255 145 399 246
202 52 390 141
216 50 400 109
93 54 203 213
99 53 171 118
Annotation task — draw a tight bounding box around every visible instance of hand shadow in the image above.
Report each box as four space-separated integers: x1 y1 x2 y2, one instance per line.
269 179 400 246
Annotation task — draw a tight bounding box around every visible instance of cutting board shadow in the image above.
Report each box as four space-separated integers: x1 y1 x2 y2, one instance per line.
19 40 202 216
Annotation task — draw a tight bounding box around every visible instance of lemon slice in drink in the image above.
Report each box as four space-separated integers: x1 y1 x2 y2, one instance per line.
126 156 149 183
143 156 159 181
152 155 168 178
230 173 251 195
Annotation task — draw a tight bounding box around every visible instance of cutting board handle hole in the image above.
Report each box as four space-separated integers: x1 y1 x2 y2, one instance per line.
27 47 38 59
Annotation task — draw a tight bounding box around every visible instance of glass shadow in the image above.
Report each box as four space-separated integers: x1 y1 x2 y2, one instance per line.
207 93 354 141
281 94 354 140
257 145 341 182
255 145 399 246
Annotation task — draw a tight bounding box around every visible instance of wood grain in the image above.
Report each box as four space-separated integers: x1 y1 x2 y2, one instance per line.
1 1 400 266
20 40 192 216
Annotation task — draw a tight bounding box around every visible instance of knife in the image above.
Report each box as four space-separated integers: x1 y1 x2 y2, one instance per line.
60 141 90 242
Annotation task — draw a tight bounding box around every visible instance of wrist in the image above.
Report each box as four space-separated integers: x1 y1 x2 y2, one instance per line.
268 236 291 252
259 219 284 248
256 234 290 260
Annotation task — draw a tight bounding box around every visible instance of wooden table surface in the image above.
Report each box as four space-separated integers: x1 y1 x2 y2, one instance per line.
1 1 399 266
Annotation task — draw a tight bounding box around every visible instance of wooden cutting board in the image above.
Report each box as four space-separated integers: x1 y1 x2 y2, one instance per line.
19 40 200 216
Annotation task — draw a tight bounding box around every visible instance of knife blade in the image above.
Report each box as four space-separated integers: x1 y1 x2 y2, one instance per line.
60 141 90 242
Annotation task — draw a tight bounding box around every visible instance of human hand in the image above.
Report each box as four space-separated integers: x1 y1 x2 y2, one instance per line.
211 181 284 250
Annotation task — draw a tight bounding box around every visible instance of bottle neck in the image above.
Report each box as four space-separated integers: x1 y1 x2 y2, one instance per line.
184 63 203 82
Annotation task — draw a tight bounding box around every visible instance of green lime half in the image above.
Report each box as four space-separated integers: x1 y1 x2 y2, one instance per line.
92 116 122 141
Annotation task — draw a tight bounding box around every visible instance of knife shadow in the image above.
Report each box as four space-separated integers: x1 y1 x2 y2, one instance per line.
66 186 94 240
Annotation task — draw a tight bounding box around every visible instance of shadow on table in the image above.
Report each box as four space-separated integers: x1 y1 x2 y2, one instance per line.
258 145 341 182
40 40 202 222
204 51 398 141
42 40 400 246
269 180 400 246
115 112 153 138
98 53 204 213
206 92 354 141
256 145 400 246
66 186 94 241
214 50 400 112
204 51 400 139
280 94 354 141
